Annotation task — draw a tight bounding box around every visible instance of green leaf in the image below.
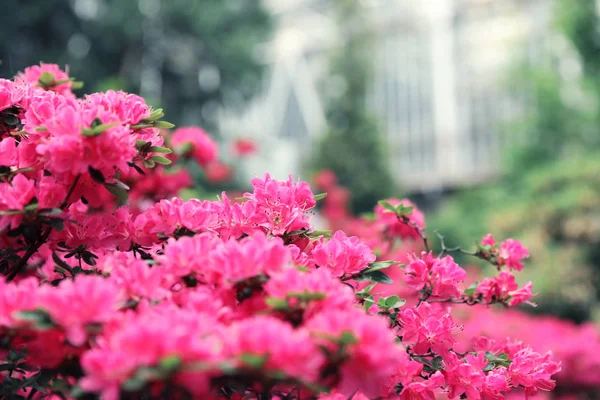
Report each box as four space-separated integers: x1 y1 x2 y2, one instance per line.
396 205 414 216
287 291 326 301
104 183 128 202
155 120 175 129
88 166 105 183
38 72 55 87
241 353 267 368
143 159 156 168
265 297 289 310
363 270 393 284
147 108 164 121
339 331 358 345
355 283 376 297
38 208 63 216
52 252 73 275
464 282 479 296
384 295 400 308
135 139 148 149
314 192 327 201
150 155 172 165
15 309 55 329
71 81 84 90
431 356 444 371
81 122 119 137
364 260 395 273
158 355 181 373
24 198 39 212
148 146 172 154
378 200 397 213
306 230 332 238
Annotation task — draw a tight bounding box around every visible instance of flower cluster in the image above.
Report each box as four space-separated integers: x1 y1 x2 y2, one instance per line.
0 65 562 400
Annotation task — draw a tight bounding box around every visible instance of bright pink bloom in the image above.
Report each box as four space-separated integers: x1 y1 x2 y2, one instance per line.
404 252 466 299
311 230 376 276
171 126 218 166
307 308 405 397
508 348 561 398
19 63 74 96
476 271 534 306
398 302 460 355
481 233 496 247
38 276 125 346
498 239 529 271
228 316 324 382
374 198 425 240
207 233 291 285
264 267 355 317
157 234 217 280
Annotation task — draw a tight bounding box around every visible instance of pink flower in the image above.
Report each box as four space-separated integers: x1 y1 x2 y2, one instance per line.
374 198 425 240
481 233 496 247
264 267 355 317
19 63 74 96
307 308 405 397
171 126 218 166
0 277 40 328
398 302 460 355
404 252 466 299
157 234 217 280
443 352 487 399
508 348 561 398
227 316 324 382
313 169 337 190
206 233 291 285
311 230 376 276
476 271 534 306
205 161 232 183
238 174 317 235
498 239 529 271
38 276 125 346
103 252 166 300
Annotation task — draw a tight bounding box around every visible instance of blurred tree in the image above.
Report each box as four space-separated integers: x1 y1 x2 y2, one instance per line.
0 0 271 131
432 0 600 323
312 0 395 214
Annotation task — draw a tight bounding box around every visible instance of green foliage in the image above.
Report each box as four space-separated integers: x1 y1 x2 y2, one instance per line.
432 0 600 323
312 1 395 214
0 0 271 130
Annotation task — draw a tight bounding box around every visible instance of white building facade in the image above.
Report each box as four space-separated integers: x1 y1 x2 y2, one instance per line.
219 0 554 193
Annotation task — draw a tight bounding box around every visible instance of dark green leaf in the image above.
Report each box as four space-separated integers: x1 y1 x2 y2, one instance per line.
378 200 397 213
265 297 289 310
52 252 73 275
155 120 175 129
464 282 479 296
149 155 171 165
314 192 327 201
241 353 267 368
158 355 181 372
88 166 105 183
287 291 326 301
104 183 128 202
148 146 172 154
364 260 395 273
363 270 393 284
38 72 55 86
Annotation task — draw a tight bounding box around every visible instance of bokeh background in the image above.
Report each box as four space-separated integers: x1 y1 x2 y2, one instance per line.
3 0 600 395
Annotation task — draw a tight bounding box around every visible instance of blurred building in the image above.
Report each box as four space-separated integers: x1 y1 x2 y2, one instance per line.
219 0 553 193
